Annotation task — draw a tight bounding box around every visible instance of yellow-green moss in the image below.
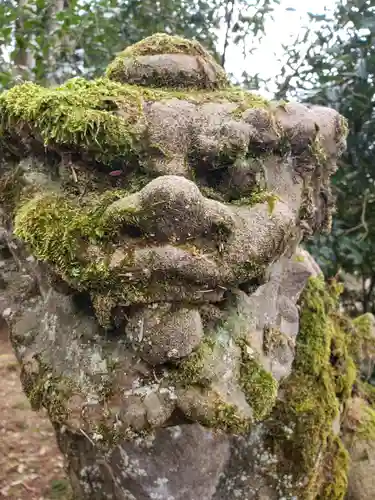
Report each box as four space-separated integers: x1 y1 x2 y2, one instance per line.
237 338 278 421
358 379 375 406
22 364 74 424
106 33 229 89
351 313 375 366
12 190 156 318
113 33 216 60
230 94 270 117
13 191 123 287
310 134 328 166
207 399 252 434
174 337 216 387
267 371 338 478
329 314 358 400
231 191 280 214
265 276 351 498
338 115 349 140
318 436 349 500
356 399 375 440
0 78 144 161
293 275 333 376
0 76 271 163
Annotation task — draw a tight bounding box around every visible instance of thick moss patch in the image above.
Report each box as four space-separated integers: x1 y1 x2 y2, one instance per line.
355 398 375 440
174 337 216 387
0 78 145 161
12 189 158 316
0 76 270 162
265 276 352 499
237 338 278 421
13 191 126 288
106 33 229 89
318 436 349 500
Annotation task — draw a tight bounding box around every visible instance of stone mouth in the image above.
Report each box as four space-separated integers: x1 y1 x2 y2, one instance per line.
13 174 298 326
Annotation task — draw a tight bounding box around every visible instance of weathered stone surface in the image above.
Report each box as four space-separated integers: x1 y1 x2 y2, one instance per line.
125 304 204 364
352 313 375 381
342 397 375 500
0 33 370 500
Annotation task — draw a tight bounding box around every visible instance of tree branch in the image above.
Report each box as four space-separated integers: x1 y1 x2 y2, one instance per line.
344 191 369 239
221 0 235 67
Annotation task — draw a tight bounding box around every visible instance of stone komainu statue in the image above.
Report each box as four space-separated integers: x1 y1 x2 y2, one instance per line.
0 34 374 500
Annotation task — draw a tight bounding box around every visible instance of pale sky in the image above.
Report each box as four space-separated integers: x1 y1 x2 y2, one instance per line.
220 0 337 97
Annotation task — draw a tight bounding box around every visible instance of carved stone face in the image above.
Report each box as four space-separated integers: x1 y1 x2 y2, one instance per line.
0 34 351 499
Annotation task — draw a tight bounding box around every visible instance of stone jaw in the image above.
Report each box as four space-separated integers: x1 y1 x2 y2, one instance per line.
0 33 356 500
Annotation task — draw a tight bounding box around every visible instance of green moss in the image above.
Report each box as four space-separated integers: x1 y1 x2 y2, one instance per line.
231 191 280 214
22 363 74 424
357 379 375 406
338 115 349 140
264 276 352 498
12 189 156 322
0 74 273 163
208 399 252 434
293 276 332 376
318 436 349 500
237 338 278 421
230 94 270 118
0 78 144 162
330 315 357 400
351 313 375 367
100 194 142 232
174 337 216 387
106 33 229 89
356 399 375 440
113 33 216 60
352 312 373 336
310 133 328 166
268 371 338 476
13 191 123 287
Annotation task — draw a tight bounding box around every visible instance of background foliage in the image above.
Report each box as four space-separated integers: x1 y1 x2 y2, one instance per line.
275 0 375 314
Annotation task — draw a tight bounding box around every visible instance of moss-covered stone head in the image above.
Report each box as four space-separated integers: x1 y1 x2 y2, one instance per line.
0 33 354 500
